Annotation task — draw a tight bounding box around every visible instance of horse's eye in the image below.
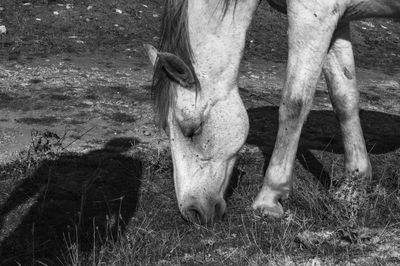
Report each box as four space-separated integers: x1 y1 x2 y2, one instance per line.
187 124 203 140
179 122 203 138
192 124 202 137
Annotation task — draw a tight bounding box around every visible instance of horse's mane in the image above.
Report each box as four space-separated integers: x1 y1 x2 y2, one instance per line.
151 0 238 129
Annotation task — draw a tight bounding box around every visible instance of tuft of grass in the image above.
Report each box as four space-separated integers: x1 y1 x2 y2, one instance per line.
1 137 399 264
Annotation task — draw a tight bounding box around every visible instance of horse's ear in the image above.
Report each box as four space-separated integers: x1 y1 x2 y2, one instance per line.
157 52 195 88
144 44 158 66
144 44 195 88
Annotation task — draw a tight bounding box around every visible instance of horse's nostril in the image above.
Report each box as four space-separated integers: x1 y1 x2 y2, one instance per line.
182 198 227 225
213 198 226 221
184 206 205 224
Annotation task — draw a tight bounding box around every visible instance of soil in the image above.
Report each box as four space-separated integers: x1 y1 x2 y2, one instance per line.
0 0 399 265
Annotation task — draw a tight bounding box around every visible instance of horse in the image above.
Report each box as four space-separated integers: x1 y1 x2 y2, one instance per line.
145 0 400 225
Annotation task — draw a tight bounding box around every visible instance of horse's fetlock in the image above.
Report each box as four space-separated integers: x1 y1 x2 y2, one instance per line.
346 162 371 180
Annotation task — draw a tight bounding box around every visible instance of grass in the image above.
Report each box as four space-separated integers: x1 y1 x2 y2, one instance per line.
1 130 399 265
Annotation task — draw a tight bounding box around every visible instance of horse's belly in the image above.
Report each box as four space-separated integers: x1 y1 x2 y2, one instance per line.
344 0 400 20
265 0 399 20
266 0 287 14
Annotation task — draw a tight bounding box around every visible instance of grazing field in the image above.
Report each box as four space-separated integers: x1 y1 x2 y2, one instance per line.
0 0 400 265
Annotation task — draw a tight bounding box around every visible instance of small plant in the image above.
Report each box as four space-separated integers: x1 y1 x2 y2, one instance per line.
24 129 64 171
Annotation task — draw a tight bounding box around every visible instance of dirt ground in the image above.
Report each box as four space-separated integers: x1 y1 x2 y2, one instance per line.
0 1 400 265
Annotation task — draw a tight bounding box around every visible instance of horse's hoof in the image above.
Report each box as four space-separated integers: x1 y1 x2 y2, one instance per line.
252 201 284 219
252 186 287 219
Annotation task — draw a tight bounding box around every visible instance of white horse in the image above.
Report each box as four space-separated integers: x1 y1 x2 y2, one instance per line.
145 0 400 224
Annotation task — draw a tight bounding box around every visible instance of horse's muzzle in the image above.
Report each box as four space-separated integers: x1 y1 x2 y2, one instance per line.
181 195 226 225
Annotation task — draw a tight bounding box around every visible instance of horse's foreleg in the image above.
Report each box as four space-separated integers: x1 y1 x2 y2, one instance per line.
252 0 341 218
323 24 371 216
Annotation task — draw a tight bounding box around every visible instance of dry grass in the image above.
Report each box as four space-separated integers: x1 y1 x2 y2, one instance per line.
1 130 399 265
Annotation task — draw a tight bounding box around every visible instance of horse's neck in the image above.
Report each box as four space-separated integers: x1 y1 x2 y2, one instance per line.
187 0 259 96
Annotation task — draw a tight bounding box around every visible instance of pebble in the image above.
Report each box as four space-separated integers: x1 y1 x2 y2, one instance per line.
0 72 8 78
82 100 94 106
0 25 6 34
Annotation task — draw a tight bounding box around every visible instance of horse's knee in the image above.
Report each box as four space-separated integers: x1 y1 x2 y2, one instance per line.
334 104 359 123
280 96 310 126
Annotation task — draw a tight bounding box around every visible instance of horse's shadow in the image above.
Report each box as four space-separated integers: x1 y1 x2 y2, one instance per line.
246 106 400 187
0 137 142 265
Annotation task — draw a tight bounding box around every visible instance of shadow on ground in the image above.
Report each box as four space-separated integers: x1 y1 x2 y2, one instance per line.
247 106 400 187
0 138 142 265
